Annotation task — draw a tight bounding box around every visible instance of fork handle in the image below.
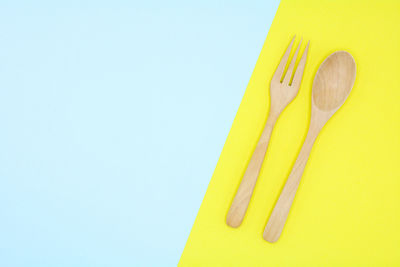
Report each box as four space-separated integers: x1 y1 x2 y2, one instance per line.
226 116 276 228
263 128 319 242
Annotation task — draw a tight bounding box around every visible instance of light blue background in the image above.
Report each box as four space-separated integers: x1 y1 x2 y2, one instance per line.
0 1 279 266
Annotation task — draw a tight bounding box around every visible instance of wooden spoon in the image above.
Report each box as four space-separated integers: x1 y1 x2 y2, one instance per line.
263 51 356 243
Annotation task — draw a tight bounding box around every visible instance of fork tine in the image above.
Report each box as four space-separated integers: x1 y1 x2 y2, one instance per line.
273 36 295 82
282 39 302 84
291 41 310 87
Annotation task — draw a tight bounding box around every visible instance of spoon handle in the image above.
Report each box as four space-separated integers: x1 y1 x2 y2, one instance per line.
263 128 318 242
226 116 277 228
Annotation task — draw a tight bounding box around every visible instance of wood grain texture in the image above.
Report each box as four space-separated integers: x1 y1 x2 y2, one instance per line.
226 37 309 228
263 51 356 242
226 115 276 227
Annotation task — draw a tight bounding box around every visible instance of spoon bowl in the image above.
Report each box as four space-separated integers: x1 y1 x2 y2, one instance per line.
312 51 356 111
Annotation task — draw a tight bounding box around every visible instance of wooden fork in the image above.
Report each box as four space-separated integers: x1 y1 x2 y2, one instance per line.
226 36 310 228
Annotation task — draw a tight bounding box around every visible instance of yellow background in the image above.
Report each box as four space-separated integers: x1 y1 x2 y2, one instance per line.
179 0 400 265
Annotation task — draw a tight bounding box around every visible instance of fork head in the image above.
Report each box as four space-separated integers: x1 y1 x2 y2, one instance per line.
269 36 309 115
